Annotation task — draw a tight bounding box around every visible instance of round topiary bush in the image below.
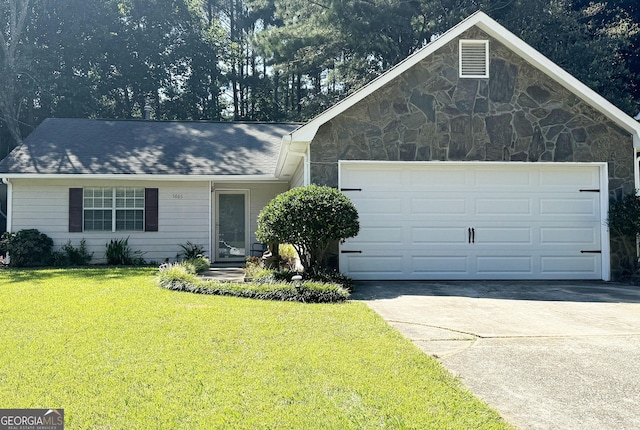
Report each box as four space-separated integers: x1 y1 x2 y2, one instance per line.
256 185 359 271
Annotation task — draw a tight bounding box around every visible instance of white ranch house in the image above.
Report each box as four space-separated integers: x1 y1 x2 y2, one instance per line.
2 12 640 281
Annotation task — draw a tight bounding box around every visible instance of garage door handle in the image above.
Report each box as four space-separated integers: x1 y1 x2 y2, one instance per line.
341 250 362 254
468 228 475 244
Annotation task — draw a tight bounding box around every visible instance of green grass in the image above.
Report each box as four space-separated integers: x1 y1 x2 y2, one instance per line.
0 268 512 429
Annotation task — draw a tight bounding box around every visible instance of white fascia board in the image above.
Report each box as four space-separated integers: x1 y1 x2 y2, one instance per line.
289 11 640 145
0 173 287 182
275 134 310 179
274 134 292 178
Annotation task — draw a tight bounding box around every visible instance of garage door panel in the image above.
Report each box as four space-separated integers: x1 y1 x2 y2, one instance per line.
343 168 403 187
475 256 533 274
350 198 403 214
475 169 533 186
411 256 468 274
409 168 468 187
539 168 600 187
476 227 532 244
411 198 467 214
475 198 531 215
340 162 605 280
539 227 598 245
352 227 403 245
411 227 467 245
343 255 404 277
541 255 600 274
539 197 599 217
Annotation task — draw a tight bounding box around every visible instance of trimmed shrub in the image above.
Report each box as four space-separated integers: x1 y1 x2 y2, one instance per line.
256 185 359 272
182 256 210 274
158 263 349 303
52 239 93 267
0 229 53 267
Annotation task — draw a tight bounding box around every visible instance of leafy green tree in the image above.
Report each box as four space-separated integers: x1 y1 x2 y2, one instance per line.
0 0 33 147
256 185 359 271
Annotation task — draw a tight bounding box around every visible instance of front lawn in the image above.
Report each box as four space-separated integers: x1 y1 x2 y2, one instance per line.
0 268 511 429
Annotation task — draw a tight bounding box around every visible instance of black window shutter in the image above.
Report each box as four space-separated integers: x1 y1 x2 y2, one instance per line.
145 188 159 232
69 188 83 232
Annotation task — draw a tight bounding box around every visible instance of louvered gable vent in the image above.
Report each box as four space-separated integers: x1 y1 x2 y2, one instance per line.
459 40 489 78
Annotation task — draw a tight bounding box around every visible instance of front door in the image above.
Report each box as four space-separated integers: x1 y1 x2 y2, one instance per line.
215 190 249 262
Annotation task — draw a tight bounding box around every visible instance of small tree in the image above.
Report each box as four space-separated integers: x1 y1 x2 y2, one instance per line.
608 192 640 278
256 185 359 271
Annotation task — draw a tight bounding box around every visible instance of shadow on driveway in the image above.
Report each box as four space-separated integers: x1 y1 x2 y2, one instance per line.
351 280 640 303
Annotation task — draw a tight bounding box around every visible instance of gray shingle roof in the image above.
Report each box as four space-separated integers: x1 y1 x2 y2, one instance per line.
0 118 300 176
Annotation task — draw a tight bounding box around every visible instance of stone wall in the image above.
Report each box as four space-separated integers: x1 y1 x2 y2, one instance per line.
309 27 634 201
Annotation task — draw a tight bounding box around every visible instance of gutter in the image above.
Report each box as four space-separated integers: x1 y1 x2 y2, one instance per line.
0 173 287 182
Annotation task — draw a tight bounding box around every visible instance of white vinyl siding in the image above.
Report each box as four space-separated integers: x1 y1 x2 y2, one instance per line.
459 40 489 78
10 179 210 263
289 161 305 188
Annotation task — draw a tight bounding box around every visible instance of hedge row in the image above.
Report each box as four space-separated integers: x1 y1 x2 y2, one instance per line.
157 263 349 303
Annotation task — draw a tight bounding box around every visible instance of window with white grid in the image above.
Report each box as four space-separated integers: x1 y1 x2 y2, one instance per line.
83 187 144 231
84 187 113 231
115 188 144 231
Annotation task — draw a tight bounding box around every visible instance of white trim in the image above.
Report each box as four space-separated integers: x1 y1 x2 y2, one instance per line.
289 11 640 145
599 162 611 281
208 181 213 261
5 179 11 233
635 148 640 192
275 134 292 177
304 146 311 186
459 39 489 78
339 160 610 281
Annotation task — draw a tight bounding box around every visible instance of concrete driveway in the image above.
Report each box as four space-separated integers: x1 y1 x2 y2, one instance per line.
352 281 640 430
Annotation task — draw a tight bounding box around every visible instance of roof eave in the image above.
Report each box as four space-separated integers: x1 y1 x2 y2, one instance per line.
0 173 287 182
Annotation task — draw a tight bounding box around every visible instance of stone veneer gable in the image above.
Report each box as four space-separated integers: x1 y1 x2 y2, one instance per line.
309 27 634 201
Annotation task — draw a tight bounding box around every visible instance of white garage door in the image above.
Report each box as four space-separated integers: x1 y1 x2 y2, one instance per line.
339 162 607 280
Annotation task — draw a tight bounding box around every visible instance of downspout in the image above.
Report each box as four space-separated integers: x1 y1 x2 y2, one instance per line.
304 146 310 186
209 180 213 263
1 178 11 233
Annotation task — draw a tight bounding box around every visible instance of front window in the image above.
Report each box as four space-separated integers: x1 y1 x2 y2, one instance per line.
84 187 144 232
116 188 144 231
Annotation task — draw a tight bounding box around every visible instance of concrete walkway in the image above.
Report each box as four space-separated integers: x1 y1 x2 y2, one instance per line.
352 281 640 430
199 263 245 282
